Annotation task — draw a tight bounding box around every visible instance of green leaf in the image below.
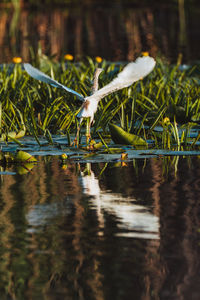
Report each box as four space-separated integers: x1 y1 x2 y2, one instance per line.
15 130 26 139
16 151 37 163
109 123 147 146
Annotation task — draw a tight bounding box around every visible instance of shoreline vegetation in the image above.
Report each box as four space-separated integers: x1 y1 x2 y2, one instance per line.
0 1 200 64
0 53 200 150
0 0 199 6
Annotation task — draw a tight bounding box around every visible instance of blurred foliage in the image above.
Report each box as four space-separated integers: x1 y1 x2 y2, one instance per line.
1 0 200 6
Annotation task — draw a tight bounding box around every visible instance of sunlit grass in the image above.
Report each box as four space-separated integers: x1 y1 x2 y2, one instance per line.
0 54 200 148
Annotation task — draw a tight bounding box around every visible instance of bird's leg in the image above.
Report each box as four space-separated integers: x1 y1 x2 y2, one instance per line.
84 68 102 144
73 68 103 146
71 127 80 147
86 117 91 145
71 119 82 147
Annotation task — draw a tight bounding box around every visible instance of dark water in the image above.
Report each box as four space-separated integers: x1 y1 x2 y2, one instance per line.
0 155 200 299
0 1 200 63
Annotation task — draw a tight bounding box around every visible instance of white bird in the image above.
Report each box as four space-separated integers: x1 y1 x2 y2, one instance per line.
24 56 156 143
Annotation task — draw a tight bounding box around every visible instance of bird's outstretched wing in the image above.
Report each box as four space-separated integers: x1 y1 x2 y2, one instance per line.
87 56 156 101
24 63 85 101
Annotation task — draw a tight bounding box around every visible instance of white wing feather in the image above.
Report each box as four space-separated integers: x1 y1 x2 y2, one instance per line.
24 63 85 101
87 56 156 101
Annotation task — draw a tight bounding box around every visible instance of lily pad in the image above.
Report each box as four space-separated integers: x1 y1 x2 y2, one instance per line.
0 132 16 142
16 151 37 163
0 130 25 143
15 130 26 139
109 124 147 146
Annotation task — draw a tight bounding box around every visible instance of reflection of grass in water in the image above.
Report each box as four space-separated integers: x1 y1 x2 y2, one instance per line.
0 154 198 298
1 54 200 148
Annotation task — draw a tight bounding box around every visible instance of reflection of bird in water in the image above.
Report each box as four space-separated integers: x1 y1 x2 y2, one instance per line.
79 163 159 239
24 56 155 143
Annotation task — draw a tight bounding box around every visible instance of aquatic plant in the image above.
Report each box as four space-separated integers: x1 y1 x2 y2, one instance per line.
0 150 36 164
24 56 155 145
0 54 200 149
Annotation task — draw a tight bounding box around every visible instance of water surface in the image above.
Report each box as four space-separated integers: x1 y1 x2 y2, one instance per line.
0 155 200 299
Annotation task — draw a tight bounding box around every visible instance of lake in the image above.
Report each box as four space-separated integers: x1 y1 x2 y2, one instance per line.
0 1 200 298
0 153 200 299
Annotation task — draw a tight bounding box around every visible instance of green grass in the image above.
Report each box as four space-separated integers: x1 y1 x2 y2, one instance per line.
0 54 200 148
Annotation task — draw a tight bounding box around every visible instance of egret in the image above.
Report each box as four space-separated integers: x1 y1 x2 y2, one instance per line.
24 56 156 144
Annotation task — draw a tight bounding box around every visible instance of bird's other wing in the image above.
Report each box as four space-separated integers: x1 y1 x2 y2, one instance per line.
88 56 156 101
24 63 85 101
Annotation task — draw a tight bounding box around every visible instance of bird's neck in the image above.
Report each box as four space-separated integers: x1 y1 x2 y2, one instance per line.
91 68 103 94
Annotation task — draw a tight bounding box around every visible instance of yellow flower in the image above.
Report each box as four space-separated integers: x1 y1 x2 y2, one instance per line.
95 56 103 63
141 51 149 57
12 57 22 64
163 117 170 124
62 164 68 170
61 153 68 160
64 54 74 61
121 153 128 160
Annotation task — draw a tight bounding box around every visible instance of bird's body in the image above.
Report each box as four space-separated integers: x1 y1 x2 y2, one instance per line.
77 98 99 122
77 67 103 123
24 56 156 143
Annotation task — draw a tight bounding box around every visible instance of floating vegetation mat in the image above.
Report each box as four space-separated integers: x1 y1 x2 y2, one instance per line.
0 136 200 164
